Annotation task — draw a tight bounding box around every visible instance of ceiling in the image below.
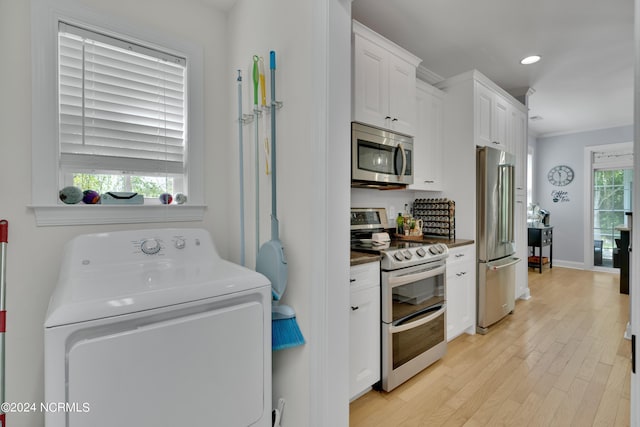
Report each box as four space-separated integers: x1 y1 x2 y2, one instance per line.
352 0 634 137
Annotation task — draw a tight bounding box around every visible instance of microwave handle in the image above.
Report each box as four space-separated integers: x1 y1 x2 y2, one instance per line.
396 144 407 178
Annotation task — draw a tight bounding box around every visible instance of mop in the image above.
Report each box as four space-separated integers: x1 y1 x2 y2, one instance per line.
236 71 246 266
255 51 304 351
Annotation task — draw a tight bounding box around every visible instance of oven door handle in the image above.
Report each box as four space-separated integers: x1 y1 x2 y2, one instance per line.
387 264 446 288
389 303 446 333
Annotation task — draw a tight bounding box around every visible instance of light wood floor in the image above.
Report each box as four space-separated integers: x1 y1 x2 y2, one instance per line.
349 267 631 427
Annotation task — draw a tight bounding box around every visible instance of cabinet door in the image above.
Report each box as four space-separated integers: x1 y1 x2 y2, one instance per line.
475 83 493 147
446 245 476 341
511 107 527 195
493 93 509 150
409 81 443 191
353 34 389 129
446 261 475 341
388 53 417 136
514 196 529 299
349 286 380 399
474 82 507 151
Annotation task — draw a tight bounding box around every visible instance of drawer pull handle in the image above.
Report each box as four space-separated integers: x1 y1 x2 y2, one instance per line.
350 278 356 283
351 306 359 311
455 254 465 258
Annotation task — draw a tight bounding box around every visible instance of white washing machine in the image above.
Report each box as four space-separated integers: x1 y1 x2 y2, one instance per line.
44 228 271 427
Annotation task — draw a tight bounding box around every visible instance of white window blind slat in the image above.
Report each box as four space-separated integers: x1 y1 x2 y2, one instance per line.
59 153 184 175
58 22 186 175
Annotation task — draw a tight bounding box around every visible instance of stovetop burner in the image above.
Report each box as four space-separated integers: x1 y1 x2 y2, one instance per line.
351 239 448 270
350 207 449 270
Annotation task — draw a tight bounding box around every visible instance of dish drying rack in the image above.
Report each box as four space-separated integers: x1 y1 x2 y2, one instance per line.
413 198 455 240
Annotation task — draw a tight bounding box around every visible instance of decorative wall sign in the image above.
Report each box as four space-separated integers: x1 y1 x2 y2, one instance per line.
551 190 570 203
547 165 574 186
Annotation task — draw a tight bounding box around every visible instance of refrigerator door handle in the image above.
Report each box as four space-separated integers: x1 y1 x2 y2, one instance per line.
487 257 521 270
498 164 515 243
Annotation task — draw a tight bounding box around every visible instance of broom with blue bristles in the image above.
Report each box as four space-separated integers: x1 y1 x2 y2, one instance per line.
271 304 305 351
255 50 304 351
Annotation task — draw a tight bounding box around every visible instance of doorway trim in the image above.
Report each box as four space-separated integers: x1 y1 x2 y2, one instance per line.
583 141 633 272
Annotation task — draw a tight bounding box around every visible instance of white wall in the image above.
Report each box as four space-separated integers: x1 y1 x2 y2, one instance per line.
0 1 229 425
534 125 633 266
227 1 351 425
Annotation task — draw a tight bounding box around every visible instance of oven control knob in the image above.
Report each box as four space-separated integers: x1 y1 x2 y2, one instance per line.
394 252 405 262
438 244 446 254
403 250 412 260
429 246 439 255
416 247 426 257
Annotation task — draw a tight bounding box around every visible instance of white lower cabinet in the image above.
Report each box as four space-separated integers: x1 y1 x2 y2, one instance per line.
446 245 476 341
349 262 380 400
514 195 530 300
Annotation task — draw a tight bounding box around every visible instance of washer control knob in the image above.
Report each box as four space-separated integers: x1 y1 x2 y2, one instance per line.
416 247 426 257
141 239 161 255
174 238 186 249
394 252 405 262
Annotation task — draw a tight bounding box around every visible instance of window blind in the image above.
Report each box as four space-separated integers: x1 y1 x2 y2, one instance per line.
58 22 186 175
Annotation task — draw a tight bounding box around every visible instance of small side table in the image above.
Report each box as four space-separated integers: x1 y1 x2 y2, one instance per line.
528 226 553 273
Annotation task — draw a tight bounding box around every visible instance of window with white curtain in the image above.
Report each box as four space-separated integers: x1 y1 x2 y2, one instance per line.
58 22 186 199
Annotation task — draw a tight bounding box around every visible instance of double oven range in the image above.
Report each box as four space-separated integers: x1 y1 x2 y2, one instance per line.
351 208 448 391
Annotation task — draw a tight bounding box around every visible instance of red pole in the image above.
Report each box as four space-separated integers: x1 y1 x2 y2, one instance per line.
0 219 7 427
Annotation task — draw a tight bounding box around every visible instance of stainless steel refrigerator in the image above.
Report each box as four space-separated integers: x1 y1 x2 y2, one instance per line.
476 146 521 334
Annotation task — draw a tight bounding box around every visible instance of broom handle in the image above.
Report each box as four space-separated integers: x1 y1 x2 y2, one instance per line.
270 51 279 240
0 219 7 426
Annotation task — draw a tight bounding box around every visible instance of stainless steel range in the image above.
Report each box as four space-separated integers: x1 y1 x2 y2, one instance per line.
351 208 448 391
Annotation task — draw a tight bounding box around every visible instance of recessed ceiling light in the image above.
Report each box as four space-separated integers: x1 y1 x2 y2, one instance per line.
520 55 541 65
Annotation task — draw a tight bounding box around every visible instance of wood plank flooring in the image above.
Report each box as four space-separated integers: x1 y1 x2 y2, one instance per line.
349 267 631 427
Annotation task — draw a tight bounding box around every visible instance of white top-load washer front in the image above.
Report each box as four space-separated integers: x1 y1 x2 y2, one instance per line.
44 228 271 427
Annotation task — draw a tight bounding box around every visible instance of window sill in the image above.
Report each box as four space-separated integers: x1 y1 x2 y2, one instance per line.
30 204 206 226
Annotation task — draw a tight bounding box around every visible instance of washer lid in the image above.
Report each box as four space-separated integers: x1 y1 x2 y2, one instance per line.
45 229 270 327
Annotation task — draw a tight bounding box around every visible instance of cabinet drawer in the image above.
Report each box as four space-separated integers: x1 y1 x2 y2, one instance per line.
447 245 475 267
350 262 380 292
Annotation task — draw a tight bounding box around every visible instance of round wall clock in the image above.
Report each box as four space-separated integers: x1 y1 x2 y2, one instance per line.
547 165 574 186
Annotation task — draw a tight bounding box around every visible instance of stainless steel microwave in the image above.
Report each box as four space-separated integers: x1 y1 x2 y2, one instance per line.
351 122 413 187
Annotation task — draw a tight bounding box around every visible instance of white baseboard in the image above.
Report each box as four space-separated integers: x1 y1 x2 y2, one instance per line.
518 288 531 300
533 260 620 274
551 260 585 270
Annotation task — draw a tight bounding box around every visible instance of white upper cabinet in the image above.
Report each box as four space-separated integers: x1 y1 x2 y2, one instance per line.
409 80 444 191
510 105 527 194
352 20 421 136
475 81 509 151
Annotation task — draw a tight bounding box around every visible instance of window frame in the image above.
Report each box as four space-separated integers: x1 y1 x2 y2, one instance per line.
30 0 205 226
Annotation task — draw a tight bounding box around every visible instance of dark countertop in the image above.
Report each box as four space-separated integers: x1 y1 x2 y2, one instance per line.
350 251 382 266
350 237 474 266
